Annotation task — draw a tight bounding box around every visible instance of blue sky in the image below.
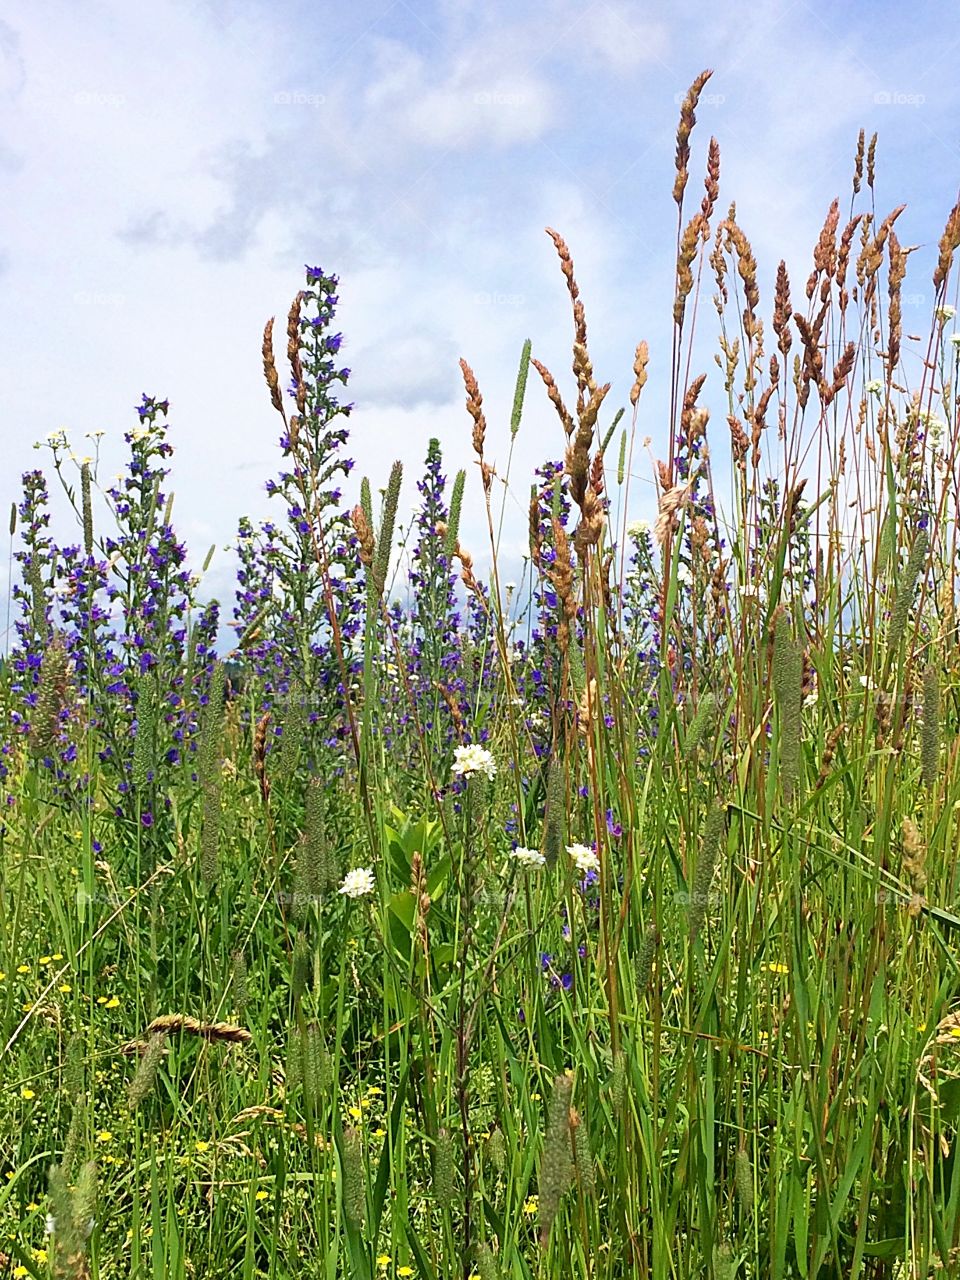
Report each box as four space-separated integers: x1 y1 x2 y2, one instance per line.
1 0 958 646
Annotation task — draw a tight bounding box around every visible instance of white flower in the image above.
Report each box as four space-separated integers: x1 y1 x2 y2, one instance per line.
510 847 546 868
676 563 693 585
936 304 956 321
566 843 600 874
858 675 876 690
338 867 375 899
627 519 650 536
451 744 497 781
865 379 884 396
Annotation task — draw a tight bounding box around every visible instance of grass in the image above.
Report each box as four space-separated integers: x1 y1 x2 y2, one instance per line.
1 70 960 1278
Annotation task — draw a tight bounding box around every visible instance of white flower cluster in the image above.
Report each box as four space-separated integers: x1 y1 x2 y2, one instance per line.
510 847 546 868
338 867 375 899
567 843 600 874
451 744 497 781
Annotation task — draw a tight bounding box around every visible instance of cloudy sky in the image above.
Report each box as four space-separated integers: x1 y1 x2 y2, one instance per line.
1 0 958 647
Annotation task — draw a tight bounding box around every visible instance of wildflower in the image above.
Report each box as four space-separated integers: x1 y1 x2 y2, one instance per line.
511 846 546 868
17 964 29 974
398 1269 414 1277
39 955 52 965
255 1190 269 1201
339 867 376 899
935 304 956 321
96 1130 113 1143
627 519 650 536
864 379 883 395
20 1087 35 1100
377 1258 391 1269
765 962 788 975
451 743 497 781
348 1106 363 1120
566 843 600 874
950 333 960 346
194 1141 210 1153
58 984 72 994
105 996 120 1008
523 1195 539 1215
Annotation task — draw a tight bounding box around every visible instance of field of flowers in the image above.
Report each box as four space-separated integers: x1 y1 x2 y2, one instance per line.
2 72 960 1279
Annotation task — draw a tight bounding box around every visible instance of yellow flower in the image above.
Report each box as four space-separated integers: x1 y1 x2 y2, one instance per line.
397 1269 414 1278
25 1202 39 1212
52 954 63 961
96 1131 113 1143
0 973 6 982
96 996 107 1005
255 1190 269 1201
39 956 52 966
17 965 29 974
376 1256 391 1268
194 1141 210 1153
373 1128 386 1138
59 984 72 994
13 1266 28 1277
32 1248 47 1264
105 996 120 1009
367 1086 383 1097
523 1195 538 1216
20 1087 35 1100
348 1106 363 1120
765 962 788 975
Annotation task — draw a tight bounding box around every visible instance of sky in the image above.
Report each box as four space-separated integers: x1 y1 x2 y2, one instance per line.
1 0 959 650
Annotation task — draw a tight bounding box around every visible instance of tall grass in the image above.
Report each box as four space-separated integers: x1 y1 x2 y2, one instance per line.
1 70 960 1279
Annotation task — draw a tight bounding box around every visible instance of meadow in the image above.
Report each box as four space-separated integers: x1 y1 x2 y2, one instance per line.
2 70 960 1278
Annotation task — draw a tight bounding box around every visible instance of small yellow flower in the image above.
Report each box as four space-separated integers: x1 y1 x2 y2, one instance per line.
96 996 108 1005
373 1127 386 1138
348 1106 363 1120
376 1258 391 1269
105 996 120 1009
397 1269 414 1278
96 1131 113 1143
25 1202 39 1212
255 1190 269 1201
20 1087 35 1100
0 973 6 982
13 1266 28 1278
39 956 52 966
59 984 72 994
194 1141 210 1153
765 962 788 975
523 1195 538 1216
21 1003 33 1013
17 965 29 974
366 1086 383 1097
32 1248 47 1264
52 954 64 961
